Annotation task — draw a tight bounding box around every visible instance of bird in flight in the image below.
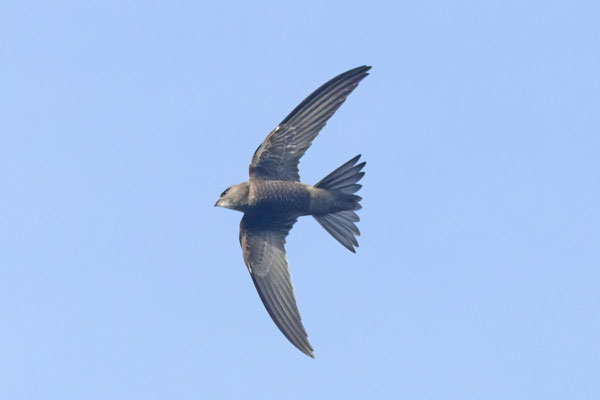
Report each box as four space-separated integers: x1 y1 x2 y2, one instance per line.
215 66 370 357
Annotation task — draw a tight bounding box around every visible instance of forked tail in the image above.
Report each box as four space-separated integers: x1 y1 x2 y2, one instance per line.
313 155 365 252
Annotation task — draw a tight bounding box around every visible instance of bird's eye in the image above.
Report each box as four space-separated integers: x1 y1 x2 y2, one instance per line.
221 188 230 197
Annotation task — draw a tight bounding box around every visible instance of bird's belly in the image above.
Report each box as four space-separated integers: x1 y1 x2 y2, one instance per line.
249 181 311 215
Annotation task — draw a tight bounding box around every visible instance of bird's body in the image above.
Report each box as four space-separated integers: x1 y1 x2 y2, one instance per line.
221 180 355 216
216 66 370 357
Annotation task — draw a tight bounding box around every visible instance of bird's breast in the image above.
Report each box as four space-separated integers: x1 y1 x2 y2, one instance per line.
248 180 311 215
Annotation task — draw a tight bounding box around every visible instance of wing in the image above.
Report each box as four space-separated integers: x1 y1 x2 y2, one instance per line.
239 213 314 357
249 65 371 181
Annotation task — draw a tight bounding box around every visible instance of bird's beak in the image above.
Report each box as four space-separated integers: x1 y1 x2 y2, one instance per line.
214 199 221 207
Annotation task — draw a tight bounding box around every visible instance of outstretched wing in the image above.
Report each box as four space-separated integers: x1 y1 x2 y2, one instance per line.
239 213 314 357
249 66 371 181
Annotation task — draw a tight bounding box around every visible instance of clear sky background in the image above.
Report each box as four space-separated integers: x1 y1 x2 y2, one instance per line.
1 1 599 399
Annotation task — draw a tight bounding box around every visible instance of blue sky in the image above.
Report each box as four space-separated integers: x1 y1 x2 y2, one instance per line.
1 1 599 398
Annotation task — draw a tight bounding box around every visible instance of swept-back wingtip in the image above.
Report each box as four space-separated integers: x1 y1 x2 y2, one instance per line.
291 332 314 358
356 66 371 79
304 348 316 358
354 65 372 74
292 338 315 358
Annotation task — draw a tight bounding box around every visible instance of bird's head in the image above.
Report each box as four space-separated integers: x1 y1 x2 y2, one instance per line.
215 182 249 211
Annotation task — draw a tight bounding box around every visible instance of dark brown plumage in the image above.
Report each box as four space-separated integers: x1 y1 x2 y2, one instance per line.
215 66 370 357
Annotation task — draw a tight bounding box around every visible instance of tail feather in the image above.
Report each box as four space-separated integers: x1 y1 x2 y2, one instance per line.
314 213 359 252
313 155 365 252
315 155 366 194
